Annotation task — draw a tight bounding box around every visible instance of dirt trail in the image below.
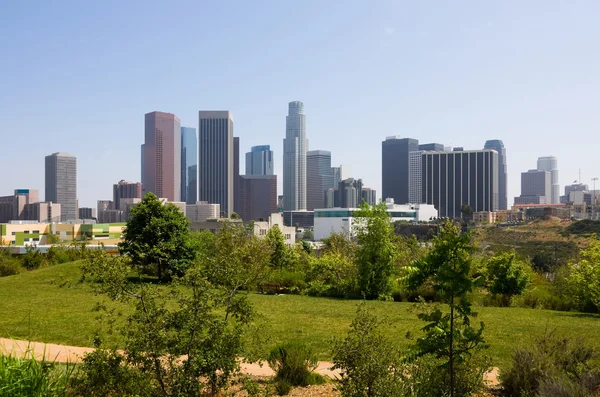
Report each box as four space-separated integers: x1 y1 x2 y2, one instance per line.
0 338 499 386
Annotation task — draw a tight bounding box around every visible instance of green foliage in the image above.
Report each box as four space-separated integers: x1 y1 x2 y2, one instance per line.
0 248 20 277
531 251 555 273
306 252 358 298
81 249 256 396
404 220 488 396
485 252 531 306
500 330 600 397
302 229 314 241
266 225 289 270
20 245 45 270
69 346 151 396
564 219 600 235
118 192 194 282
0 351 75 397
322 232 357 259
566 237 600 313
353 202 397 299
399 353 490 397
267 342 322 389
332 304 403 397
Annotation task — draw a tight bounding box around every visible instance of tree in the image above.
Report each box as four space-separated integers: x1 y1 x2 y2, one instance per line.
79 223 270 396
460 204 473 221
353 202 397 299
566 237 600 313
118 192 194 282
266 225 288 269
486 252 530 306
404 220 488 397
332 304 403 397
302 229 314 241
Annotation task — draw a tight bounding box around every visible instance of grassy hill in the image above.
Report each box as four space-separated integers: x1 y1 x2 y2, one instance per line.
1 261 599 368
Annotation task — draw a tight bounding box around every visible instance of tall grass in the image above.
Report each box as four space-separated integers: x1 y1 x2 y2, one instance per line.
0 347 75 397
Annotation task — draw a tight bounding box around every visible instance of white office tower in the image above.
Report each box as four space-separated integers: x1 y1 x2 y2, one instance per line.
283 101 308 210
537 156 559 204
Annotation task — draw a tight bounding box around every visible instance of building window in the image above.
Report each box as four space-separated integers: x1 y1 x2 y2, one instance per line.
33 230 40 234
33 238 39 242
24 231 29 234
11 232 16 236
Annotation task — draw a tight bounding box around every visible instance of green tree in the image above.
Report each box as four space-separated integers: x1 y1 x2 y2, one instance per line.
118 192 194 282
266 225 288 269
566 237 600 312
332 304 403 397
405 220 488 397
460 204 473 221
302 229 314 241
486 252 530 306
353 202 397 299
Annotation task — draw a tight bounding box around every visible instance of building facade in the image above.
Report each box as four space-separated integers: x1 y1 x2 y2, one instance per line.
79 207 96 220
253 213 296 246
421 149 499 218
484 140 508 210
331 165 349 190
181 127 198 204
537 156 559 204
246 145 274 176
408 150 424 204
113 180 142 211
186 201 220 222
283 101 308 211
361 188 377 206
142 111 181 202
314 201 438 240
515 169 551 204
198 111 234 217
238 175 277 222
382 137 419 204
45 152 77 221
0 189 40 223
306 150 333 210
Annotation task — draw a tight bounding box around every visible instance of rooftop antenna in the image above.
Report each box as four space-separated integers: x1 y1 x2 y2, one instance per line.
579 169 581 184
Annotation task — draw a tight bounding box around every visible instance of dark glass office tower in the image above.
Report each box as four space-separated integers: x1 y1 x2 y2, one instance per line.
382 137 419 204
484 140 507 210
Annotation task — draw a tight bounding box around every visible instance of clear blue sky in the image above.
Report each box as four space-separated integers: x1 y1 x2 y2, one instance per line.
2 1 600 208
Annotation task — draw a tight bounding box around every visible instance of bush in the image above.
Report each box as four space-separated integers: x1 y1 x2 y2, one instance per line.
400 353 490 397
0 259 20 277
0 352 75 397
485 252 531 306
274 379 292 395
70 346 152 396
268 269 307 294
20 246 45 270
267 342 320 387
305 253 358 298
500 330 600 397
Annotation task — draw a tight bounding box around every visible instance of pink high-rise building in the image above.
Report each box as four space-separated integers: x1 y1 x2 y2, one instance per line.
141 111 181 202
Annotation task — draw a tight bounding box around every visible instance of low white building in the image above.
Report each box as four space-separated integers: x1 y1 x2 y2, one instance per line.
313 200 438 240
253 213 296 246
186 201 220 222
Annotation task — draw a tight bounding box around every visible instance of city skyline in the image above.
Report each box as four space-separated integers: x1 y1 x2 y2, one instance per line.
2 2 600 207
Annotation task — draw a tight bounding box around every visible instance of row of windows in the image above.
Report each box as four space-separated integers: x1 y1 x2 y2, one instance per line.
315 211 417 218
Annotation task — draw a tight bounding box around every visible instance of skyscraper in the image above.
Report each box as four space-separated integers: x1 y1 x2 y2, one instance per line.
234 137 240 214
198 111 234 217
484 140 507 210
283 101 308 211
45 152 77 221
408 150 424 204
181 127 198 204
514 170 551 204
421 150 499 218
331 165 349 190
246 145 274 175
537 156 559 204
141 111 181 202
113 180 142 211
238 175 277 221
306 150 333 210
382 137 419 204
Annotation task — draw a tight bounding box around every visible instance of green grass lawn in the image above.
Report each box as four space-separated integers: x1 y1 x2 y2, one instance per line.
1 261 599 368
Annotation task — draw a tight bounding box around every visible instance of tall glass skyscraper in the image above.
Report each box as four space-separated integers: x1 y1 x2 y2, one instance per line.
307 150 333 210
484 140 507 210
181 127 198 204
537 156 559 204
382 137 419 204
142 111 181 202
283 101 308 210
246 145 274 175
45 152 77 221
198 111 234 217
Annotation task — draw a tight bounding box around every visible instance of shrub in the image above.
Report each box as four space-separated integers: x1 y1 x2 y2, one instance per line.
400 353 490 397
20 246 45 270
274 379 292 395
0 352 75 397
500 330 600 397
267 342 321 388
305 253 358 298
268 269 307 294
0 259 20 277
485 252 531 306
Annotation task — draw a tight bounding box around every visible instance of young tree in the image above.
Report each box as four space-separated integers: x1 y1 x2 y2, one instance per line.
118 192 194 282
566 237 600 313
486 252 531 306
266 225 288 269
353 202 397 299
460 204 473 221
404 220 488 397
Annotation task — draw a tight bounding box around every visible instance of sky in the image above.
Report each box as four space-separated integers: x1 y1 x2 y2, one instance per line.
1 0 600 208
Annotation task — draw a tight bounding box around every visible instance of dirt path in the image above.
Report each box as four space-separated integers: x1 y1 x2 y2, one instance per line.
0 338 499 386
